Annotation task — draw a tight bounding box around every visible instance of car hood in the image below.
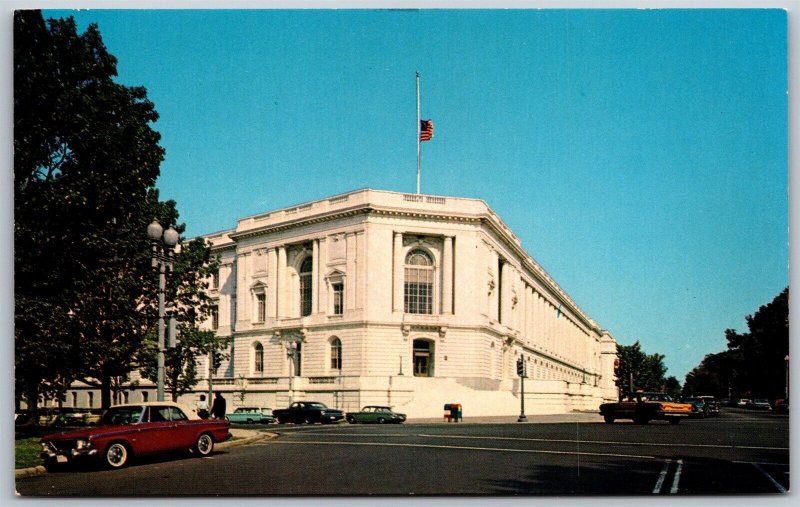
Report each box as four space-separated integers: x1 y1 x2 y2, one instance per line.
41 424 132 441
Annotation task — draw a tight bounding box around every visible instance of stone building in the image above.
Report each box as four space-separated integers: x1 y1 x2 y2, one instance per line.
189 189 618 417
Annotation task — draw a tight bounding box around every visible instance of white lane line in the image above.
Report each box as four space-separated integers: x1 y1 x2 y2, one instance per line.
268 440 656 459
670 459 683 494
652 459 671 494
414 434 789 451
752 463 787 493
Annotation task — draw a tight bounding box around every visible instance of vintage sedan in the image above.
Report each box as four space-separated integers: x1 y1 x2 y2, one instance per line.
40 402 231 470
599 392 696 425
226 407 275 424
346 406 407 424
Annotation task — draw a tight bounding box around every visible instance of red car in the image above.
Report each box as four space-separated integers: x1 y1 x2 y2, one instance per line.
40 402 231 470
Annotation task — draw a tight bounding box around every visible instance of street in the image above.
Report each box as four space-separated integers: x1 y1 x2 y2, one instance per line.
16 408 789 496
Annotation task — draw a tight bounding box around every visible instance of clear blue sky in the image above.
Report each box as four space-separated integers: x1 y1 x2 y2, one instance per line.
47 8 788 383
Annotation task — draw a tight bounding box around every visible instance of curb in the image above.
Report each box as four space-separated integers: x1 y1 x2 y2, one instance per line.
15 431 277 478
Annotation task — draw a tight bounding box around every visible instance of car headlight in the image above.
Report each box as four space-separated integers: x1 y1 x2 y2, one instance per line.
320 410 326 416
76 439 91 450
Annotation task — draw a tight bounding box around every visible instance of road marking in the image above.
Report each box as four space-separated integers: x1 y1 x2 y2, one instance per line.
751 463 787 493
414 434 788 451
670 459 683 494
652 459 671 494
267 440 656 459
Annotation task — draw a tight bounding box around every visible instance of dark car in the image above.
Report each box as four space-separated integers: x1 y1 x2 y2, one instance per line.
346 406 407 424
697 396 720 416
748 399 772 411
681 397 708 418
40 403 231 470
273 401 344 424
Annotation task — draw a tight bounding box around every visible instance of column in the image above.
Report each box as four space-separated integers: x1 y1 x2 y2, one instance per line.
312 239 320 314
277 246 287 319
442 235 453 314
268 248 277 319
489 249 500 322
393 232 404 312
345 233 356 311
318 237 328 315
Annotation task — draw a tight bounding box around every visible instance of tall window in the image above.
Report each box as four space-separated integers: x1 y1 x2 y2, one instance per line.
256 293 266 322
71 392 77 407
88 392 94 408
299 257 313 317
330 337 342 371
413 339 434 377
142 392 149 402
211 271 219 290
405 250 434 314
254 343 264 373
210 305 219 330
332 282 344 315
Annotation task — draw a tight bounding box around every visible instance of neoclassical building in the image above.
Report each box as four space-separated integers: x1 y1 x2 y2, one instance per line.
188 189 618 417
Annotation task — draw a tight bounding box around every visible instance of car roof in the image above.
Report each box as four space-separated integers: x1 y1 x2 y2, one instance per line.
108 402 200 419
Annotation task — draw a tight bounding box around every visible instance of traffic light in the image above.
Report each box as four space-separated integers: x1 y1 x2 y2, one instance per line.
516 357 525 377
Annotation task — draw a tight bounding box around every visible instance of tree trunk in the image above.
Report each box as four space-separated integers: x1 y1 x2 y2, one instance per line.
101 375 112 409
26 385 39 425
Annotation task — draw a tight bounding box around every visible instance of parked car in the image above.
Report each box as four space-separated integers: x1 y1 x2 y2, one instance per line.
226 407 275 424
273 401 344 424
737 398 752 407
40 402 231 470
697 396 720 416
346 406 407 424
681 397 709 418
599 392 695 425
774 399 789 414
748 399 772 411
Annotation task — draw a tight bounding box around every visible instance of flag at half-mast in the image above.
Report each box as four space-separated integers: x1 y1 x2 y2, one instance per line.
419 119 434 142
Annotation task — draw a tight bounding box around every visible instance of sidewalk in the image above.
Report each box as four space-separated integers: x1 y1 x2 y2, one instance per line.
406 411 602 424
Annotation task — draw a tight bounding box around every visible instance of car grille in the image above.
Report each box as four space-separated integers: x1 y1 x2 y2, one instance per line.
45 439 77 452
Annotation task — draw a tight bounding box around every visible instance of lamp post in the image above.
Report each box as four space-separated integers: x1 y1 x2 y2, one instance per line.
286 342 298 404
147 220 179 402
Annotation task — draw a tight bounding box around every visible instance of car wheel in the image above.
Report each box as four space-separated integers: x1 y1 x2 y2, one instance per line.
104 441 130 469
246 418 254 424
303 418 312 424
603 415 615 424
195 433 214 457
669 418 681 425
43 458 60 472
377 417 386 424
346 415 355 424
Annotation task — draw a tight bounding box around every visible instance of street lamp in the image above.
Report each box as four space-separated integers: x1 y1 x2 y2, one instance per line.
148 220 179 402
286 342 298 404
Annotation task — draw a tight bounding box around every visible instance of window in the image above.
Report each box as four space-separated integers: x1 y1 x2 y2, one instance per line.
123 392 129 404
254 343 264 373
211 305 219 330
88 392 94 408
71 392 77 407
332 282 344 315
211 271 219 290
142 392 149 403
299 257 313 317
330 337 342 371
405 250 434 314
256 293 266 322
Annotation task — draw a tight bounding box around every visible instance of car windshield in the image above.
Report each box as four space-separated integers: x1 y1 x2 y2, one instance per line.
755 399 769 404
308 403 327 409
99 406 143 425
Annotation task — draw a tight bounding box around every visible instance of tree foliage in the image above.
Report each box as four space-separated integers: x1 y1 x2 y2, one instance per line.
615 341 676 396
683 288 788 400
14 11 216 412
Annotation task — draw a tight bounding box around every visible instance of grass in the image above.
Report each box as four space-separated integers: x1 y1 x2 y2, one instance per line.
15 437 43 469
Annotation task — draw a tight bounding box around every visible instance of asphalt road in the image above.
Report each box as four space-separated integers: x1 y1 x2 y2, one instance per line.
15 408 789 496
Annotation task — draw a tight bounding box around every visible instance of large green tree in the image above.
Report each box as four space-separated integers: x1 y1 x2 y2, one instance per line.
14 11 215 412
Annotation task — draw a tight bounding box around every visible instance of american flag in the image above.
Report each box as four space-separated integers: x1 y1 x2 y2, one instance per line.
419 119 434 142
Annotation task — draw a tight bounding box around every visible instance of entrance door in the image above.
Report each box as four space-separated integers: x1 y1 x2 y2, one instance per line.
412 339 433 377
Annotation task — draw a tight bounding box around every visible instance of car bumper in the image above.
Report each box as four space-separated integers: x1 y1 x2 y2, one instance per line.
40 445 98 464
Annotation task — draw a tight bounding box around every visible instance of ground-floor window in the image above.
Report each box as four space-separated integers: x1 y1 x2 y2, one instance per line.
413 339 434 377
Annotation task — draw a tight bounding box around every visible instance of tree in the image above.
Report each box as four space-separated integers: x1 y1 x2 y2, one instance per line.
14 11 215 412
615 341 674 395
684 288 788 401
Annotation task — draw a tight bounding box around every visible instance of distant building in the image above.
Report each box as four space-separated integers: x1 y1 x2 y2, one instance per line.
65 189 619 417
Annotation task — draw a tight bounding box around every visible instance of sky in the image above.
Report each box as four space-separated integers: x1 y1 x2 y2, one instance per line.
38 7 789 383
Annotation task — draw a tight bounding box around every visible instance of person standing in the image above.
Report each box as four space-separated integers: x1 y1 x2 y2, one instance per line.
211 392 227 419
196 394 209 419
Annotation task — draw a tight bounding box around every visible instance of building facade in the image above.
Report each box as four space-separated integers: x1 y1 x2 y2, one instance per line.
59 189 619 417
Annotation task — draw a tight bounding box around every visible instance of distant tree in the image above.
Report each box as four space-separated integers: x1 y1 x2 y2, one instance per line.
683 288 788 401
662 376 682 399
615 341 672 395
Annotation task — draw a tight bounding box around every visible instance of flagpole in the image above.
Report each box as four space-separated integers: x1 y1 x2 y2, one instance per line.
416 71 421 195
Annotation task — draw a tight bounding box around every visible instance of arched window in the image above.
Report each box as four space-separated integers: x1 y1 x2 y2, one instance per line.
299 257 313 317
330 337 342 371
405 249 434 314
254 343 264 373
